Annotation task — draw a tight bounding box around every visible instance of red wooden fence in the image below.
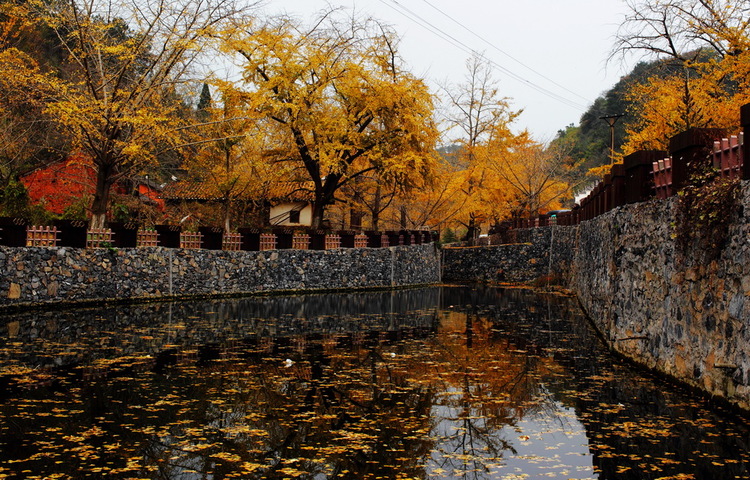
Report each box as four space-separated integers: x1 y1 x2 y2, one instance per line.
712 133 744 179
653 157 673 199
499 106 750 234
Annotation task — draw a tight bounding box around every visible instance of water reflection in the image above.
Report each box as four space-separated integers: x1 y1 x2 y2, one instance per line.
1 286 749 479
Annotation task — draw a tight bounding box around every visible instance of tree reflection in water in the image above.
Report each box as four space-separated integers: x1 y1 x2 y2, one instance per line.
1 286 750 479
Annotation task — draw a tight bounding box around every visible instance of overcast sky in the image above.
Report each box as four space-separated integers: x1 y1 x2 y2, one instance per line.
257 0 634 141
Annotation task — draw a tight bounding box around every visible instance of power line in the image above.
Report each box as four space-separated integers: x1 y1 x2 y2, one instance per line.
376 0 590 111
388 0 589 110
419 0 592 104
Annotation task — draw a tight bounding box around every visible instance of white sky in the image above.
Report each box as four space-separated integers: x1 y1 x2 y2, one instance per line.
258 0 634 141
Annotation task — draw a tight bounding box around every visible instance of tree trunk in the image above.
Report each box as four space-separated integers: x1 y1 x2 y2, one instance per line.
372 184 382 231
349 180 364 230
223 150 232 234
310 203 325 230
465 214 480 246
90 163 115 229
223 198 231 234
349 209 363 230
311 175 339 230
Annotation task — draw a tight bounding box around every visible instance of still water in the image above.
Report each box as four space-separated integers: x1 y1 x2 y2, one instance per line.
1 285 749 480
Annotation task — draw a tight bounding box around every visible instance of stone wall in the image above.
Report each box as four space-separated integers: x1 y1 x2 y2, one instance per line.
441 226 577 285
1 244 440 308
442 181 750 412
574 189 750 411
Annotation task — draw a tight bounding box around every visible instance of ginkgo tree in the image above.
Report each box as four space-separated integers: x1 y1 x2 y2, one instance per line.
221 12 439 230
485 129 571 219
34 0 246 228
0 48 60 178
0 47 66 217
613 0 750 153
186 85 289 233
396 153 468 233
443 55 521 243
621 60 741 153
0 3 68 212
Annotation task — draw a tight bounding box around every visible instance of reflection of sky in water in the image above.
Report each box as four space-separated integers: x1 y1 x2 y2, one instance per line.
427 384 596 480
506 401 596 480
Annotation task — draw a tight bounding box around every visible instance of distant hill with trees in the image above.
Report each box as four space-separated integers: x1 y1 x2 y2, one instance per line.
551 54 714 195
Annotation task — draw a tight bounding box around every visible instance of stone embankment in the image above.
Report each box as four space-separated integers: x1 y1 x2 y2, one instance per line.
444 181 750 412
1 243 440 309
441 227 577 285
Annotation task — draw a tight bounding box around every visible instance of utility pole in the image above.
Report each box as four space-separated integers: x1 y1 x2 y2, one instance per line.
600 114 624 164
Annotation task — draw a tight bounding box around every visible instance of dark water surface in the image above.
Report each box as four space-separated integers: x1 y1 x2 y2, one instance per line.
1 285 749 479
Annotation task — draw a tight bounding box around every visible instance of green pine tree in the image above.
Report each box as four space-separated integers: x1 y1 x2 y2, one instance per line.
197 83 212 120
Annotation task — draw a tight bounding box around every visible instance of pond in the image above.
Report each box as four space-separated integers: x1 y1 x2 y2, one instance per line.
1 285 749 480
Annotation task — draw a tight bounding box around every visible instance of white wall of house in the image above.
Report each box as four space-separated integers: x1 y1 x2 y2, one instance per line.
270 202 313 226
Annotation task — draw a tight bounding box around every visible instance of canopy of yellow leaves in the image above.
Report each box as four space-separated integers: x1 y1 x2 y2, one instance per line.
221 13 439 228
617 0 750 155
623 58 749 154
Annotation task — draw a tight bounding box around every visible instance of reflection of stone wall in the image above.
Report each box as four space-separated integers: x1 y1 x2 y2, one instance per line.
1 288 443 369
444 182 750 412
0 244 440 308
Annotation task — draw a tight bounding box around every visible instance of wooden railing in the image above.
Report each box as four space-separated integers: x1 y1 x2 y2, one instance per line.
712 133 744 179
86 229 113 248
26 226 58 247
292 233 310 250
259 233 276 251
497 109 750 235
179 232 203 250
653 157 673 199
137 230 158 247
1 225 436 251
222 233 241 251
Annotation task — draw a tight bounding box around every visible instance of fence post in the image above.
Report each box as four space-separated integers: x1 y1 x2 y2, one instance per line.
623 150 666 204
571 205 581 225
592 184 602 218
273 228 294 249
238 228 260 251
602 174 613 213
108 222 139 248
669 128 726 193
0 217 29 247
742 103 750 180
154 224 182 248
198 226 223 250
399 230 415 245
53 220 88 248
338 230 356 248
610 164 627 208
580 196 589 222
365 231 383 248
387 230 403 246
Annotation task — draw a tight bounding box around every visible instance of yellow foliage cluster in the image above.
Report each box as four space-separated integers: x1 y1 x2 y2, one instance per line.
220 14 440 229
618 1 750 155
0 2 570 232
623 58 750 154
405 124 571 236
